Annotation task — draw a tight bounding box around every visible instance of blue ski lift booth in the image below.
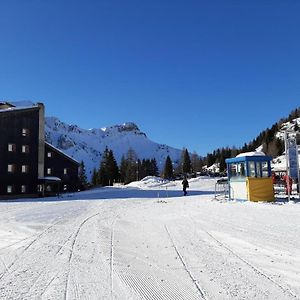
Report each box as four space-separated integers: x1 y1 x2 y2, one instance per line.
225 152 274 202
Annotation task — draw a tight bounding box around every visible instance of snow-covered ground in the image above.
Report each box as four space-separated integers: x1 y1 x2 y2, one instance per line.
0 177 299 299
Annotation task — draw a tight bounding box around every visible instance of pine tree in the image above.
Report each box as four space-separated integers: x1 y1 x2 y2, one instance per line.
119 155 127 183
182 149 192 174
163 156 174 179
106 150 119 185
98 147 119 186
150 158 159 176
78 160 88 189
91 168 98 186
98 147 109 186
124 148 138 184
191 151 202 173
206 153 214 168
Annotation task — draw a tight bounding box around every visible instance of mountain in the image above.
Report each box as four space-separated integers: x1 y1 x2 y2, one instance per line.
45 117 182 179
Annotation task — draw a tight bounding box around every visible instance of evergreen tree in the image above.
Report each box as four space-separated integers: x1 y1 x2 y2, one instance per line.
91 168 98 186
182 149 192 174
191 152 201 173
98 147 119 186
106 150 119 185
78 160 88 189
136 159 142 181
163 156 174 179
119 155 127 183
124 148 138 184
98 147 109 186
150 158 159 176
206 153 215 168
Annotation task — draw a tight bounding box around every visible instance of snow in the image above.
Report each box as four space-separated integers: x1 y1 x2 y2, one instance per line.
1 177 299 299
38 176 62 181
45 117 182 180
236 151 266 157
0 106 38 114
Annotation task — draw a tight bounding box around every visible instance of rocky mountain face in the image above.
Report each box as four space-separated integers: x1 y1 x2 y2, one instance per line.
45 117 182 179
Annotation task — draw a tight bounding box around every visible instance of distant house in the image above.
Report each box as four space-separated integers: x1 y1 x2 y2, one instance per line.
0 101 79 199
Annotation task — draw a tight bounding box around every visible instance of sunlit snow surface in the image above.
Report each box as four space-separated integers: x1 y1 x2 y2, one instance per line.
0 177 299 299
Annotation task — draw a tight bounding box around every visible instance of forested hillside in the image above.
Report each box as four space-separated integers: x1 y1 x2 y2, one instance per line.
205 107 300 172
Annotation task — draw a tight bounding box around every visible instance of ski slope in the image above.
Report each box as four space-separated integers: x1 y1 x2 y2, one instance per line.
0 177 299 299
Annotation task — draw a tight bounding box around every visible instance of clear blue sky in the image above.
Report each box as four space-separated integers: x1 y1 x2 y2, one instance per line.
1 0 300 156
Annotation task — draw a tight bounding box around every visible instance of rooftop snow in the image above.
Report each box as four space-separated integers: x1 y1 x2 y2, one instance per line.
236 151 266 158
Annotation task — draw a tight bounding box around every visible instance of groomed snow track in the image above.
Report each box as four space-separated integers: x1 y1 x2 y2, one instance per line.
0 180 300 299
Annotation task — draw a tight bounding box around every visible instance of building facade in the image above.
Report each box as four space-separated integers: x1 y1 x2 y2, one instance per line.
0 102 79 198
44 142 79 193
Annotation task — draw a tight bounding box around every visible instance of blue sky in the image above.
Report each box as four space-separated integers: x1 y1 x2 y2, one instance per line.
1 0 299 156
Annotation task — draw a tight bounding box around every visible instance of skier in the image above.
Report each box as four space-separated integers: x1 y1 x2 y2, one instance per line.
283 174 293 195
182 177 189 196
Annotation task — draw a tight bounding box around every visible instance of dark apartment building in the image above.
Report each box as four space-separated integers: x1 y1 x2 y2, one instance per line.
0 101 79 198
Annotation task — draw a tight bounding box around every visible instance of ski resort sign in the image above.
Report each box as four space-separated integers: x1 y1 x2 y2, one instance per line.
285 134 299 179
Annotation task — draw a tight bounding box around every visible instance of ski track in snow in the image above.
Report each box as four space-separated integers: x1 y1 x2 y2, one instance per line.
165 224 207 299
204 230 299 299
0 177 300 299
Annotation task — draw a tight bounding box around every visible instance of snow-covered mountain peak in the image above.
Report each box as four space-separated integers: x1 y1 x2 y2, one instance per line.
45 117 181 179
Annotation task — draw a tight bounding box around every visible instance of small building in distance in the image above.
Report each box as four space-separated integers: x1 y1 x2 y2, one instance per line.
226 151 274 202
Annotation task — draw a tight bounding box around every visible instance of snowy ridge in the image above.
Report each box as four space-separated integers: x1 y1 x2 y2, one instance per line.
45 117 182 179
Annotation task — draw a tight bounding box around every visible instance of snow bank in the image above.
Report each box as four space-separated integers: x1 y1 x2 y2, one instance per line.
128 176 171 188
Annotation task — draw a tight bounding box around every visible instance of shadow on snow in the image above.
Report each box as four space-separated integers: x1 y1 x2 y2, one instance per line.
0 187 215 203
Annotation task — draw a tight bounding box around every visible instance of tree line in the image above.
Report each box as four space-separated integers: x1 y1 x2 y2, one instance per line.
80 147 160 186
203 107 300 172
78 147 204 187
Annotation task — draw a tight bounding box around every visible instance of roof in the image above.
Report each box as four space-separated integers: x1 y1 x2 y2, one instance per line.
0 105 39 114
236 151 266 158
0 101 16 108
45 142 80 165
226 155 273 164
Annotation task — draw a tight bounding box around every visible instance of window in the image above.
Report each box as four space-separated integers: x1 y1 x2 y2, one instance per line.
248 162 256 177
21 165 29 173
22 128 30 137
256 162 262 178
64 168 68 175
237 162 245 177
230 163 237 177
8 164 16 173
21 185 27 193
22 145 30 153
230 162 245 179
7 185 13 193
47 168 52 175
8 144 16 152
47 152 52 158
262 162 269 177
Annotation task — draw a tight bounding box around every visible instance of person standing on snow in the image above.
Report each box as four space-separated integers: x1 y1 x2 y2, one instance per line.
283 173 293 195
182 177 189 196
